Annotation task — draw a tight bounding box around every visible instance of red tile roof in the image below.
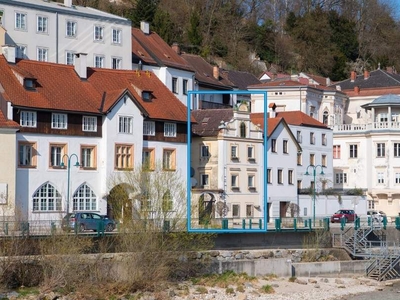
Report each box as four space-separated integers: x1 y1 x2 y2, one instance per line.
276 111 328 128
181 54 233 90
0 109 19 129
249 114 283 137
131 28 194 72
0 55 189 122
251 111 328 131
86 68 189 122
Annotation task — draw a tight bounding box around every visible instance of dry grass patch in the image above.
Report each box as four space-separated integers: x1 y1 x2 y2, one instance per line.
191 270 257 288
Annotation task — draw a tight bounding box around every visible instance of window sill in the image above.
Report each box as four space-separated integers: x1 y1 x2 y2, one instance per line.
248 187 257 192
248 158 256 163
18 165 37 169
231 187 240 192
81 167 97 171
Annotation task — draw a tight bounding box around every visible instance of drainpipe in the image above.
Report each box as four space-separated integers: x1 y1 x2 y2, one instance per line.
56 12 59 63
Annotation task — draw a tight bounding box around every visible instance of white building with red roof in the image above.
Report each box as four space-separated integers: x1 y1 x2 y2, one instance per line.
0 51 189 224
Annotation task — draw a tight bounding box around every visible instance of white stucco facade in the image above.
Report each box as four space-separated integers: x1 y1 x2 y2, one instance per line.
0 0 132 69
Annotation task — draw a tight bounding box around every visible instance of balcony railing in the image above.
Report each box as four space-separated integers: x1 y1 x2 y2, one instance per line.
333 122 400 132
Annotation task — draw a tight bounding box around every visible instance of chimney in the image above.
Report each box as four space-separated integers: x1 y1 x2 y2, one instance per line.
269 102 276 118
2 45 16 63
350 71 356 82
326 77 331 86
64 0 72 7
140 21 150 35
213 66 219 80
74 53 87 79
171 42 180 54
364 69 369 80
354 86 360 94
386 66 393 74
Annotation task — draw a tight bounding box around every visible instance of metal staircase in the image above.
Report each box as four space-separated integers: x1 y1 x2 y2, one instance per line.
332 219 400 281
366 253 400 281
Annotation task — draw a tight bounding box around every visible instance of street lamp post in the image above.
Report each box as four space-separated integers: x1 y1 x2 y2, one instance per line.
61 153 80 214
304 164 325 227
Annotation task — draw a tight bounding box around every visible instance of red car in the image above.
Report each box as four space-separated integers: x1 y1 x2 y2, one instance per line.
330 209 357 223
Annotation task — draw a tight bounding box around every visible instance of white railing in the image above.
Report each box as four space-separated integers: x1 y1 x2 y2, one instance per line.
334 121 400 132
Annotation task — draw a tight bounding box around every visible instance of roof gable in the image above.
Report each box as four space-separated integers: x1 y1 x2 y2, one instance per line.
0 55 189 123
131 28 194 72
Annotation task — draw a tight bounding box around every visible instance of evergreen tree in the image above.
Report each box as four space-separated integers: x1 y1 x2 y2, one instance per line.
187 10 203 54
128 0 159 28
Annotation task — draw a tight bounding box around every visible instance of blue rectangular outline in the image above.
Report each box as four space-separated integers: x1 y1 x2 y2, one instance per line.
187 90 268 233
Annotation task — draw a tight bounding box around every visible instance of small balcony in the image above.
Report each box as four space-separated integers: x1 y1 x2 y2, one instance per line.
333 122 400 133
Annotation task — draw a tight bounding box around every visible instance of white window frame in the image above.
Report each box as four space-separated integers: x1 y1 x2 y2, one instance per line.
377 172 384 184
15 12 27 30
267 168 272 183
395 173 400 184
73 184 97 211
112 28 122 44
232 204 240 218
248 175 255 188
164 123 177 137
66 51 75 65
50 144 66 167
20 111 37 127
231 145 238 159
81 145 96 169
37 15 48 33
82 116 97 132
94 25 104 41
247 146 254 160
349 144 358 158
288 169 294 185
335 173 347 184
143 121 155 136
33 183 62 211
201 145 210 158
377 143 385 157
333 145 341 159
66 20 77 37
16 45 27 59
37 47 48 62
183 79 188 95
271 139 277 152
277 169 283 184
394 143 400 157
172 77 178 94
118 116 133 134
94 55 105 68
111 57 122 69
231 174 239 188
51 113 68 129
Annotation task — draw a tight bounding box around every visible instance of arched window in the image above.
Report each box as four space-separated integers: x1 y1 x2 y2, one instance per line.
162 190 173 212
240 122 246 138
33 183 62 211
323 111 329 125
73 184 97 211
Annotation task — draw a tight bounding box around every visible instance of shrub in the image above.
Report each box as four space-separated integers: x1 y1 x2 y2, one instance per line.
260 284 275 294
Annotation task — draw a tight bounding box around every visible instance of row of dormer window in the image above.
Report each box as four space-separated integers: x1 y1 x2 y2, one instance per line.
20 111 177 137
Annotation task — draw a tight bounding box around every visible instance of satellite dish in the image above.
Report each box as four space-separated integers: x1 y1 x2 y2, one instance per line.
191 178 198 187
190 167 195 178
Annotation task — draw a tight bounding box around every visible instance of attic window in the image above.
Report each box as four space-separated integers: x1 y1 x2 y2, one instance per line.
138 50 144 56
202 117 209 124
24 79 36 89
164 53 170 58
142 91 152 101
